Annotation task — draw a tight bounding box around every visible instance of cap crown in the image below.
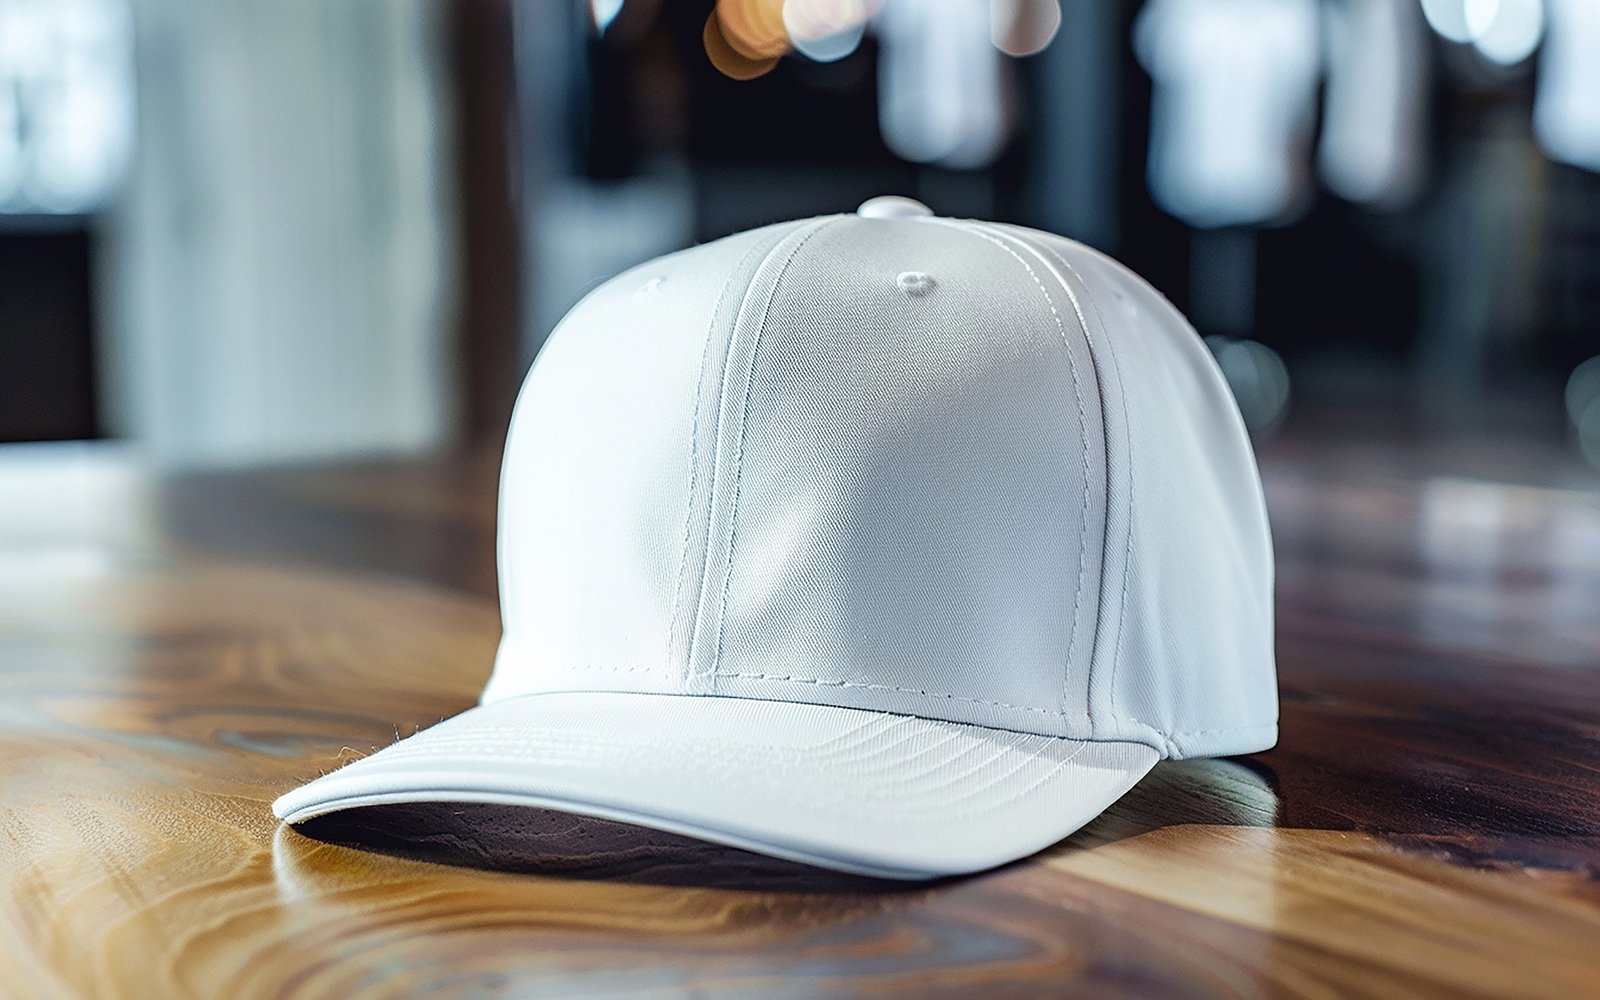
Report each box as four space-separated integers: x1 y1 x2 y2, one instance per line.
487 213 1276 759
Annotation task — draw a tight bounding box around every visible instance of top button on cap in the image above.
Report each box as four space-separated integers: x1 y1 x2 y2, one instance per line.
856 196 934 220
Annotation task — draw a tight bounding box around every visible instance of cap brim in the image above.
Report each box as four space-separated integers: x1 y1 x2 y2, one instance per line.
272 691 1157 880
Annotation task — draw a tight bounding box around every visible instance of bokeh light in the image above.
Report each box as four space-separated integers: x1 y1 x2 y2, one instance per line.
1575 395 1600 470
1421 0 1476 41
1465 0 1544 65
1564 356 1600 426
716 0 791 61
1568 357 1600 471
1422 0 1545 64
782 0 875 62
589 0 625 35
703 9 781 80
990 0 1062 58
1208 336 1292 432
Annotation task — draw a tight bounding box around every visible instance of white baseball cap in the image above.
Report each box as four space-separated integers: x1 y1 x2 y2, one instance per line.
274 197 1277 880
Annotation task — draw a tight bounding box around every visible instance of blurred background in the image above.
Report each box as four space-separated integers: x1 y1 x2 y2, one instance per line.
3 0 1600 470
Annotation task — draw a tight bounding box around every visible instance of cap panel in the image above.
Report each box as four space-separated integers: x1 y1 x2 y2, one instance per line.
485 221 806 703
1017 230 1278 758
943 220 1122 733
678 218 844 692
703 216 1106 736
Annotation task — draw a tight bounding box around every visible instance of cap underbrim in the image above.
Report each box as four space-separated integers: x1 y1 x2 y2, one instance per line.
272 691 1157 880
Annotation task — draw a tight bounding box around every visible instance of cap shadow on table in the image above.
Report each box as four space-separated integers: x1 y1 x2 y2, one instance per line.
290 802 929 894
284 757 1280 894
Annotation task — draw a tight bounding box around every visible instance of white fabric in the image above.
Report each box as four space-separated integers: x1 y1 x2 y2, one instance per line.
273 691 1157 880
1006 227 1278 757
482 220 807 702
707 217 1106 733
276 205 1277 878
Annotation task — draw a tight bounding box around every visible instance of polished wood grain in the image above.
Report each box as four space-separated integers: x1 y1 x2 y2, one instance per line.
1 419 1598 999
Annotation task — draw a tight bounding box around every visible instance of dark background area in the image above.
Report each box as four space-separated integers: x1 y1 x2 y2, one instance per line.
0 227 98 442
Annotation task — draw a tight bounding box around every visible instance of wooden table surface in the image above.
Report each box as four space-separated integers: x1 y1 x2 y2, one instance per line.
3 419 1598 999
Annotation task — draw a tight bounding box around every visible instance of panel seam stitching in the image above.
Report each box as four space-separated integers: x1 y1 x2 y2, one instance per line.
719 673 1062 715
663 231 792 677
1024 235 1135 734
933 219 1090 722
698 217 841 684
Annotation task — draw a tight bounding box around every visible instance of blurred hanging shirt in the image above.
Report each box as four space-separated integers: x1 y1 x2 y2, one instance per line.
1536 0 1600 173
1320 0 1428 209
1135 0 1319 228
876 0 1009 169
